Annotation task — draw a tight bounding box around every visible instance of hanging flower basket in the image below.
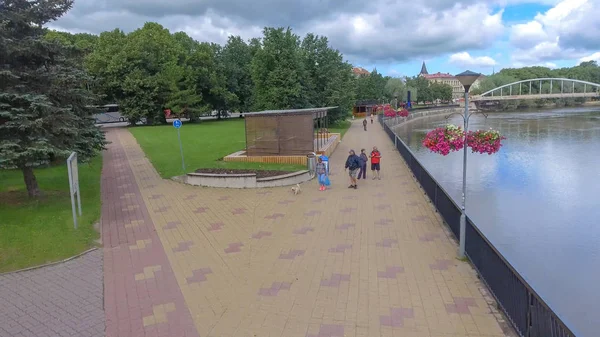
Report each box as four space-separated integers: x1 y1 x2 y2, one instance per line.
397 109 409 117
422 124 465 156
466 129 506 155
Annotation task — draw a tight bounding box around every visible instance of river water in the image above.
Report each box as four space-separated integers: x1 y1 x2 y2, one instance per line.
393 107 600 337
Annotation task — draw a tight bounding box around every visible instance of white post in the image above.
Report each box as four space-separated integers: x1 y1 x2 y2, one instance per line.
67 152 80 229
76 184 82 216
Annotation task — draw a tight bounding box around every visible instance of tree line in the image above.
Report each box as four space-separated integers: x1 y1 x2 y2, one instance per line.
354 70 454 104
46 23 360 125
47 23 457 122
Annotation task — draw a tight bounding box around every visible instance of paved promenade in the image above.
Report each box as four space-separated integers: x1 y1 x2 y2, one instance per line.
100 119 511 337
0 250 104 337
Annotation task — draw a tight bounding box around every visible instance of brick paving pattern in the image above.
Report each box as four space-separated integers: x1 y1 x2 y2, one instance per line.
101 121 514 337
101 130 198 337
0 250 104 337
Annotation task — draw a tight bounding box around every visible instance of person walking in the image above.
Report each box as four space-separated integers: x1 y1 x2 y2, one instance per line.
369 146 382 180
344 150 361 189
370 113 374 124
316 157 329 191
363 118 367 131
357 149 368 180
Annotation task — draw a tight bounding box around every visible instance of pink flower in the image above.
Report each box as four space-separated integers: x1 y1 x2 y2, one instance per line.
422 125 465 156
466 130 506 155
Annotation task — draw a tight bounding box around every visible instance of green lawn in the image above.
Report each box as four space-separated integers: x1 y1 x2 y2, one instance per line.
129 119 303 178
330 120 351 138
0 156 102 273
130 118 352 178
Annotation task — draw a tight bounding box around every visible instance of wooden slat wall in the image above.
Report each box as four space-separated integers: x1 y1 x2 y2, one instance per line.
223 155 307 166
224 134 341 166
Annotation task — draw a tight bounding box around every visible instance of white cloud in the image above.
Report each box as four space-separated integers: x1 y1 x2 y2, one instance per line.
510 21 548 49
580 52 600 63
510 61 559 69
448 52 497 67
509 0 600 64
387 69 405 77
49 0 505 63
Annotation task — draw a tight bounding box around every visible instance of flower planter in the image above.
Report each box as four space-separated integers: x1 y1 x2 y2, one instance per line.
422 124 465 156
466 129 506 155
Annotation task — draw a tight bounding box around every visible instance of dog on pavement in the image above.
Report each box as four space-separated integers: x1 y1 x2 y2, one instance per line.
291 183 301 195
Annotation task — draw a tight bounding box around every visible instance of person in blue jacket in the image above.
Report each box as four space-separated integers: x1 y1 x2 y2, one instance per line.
344 149 361 189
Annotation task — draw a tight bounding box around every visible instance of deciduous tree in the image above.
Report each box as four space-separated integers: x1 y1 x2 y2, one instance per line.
429 82 453 101
221 36 254 112
251 27 306 110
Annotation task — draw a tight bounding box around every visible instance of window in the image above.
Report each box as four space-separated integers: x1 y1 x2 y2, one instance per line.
104 105 119 113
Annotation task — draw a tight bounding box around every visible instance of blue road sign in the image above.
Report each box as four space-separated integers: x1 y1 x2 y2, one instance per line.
173 119 182 129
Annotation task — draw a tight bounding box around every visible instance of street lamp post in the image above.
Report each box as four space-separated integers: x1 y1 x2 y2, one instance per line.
455 70 481 258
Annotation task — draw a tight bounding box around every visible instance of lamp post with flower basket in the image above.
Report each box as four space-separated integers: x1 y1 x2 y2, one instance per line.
422 70 506 258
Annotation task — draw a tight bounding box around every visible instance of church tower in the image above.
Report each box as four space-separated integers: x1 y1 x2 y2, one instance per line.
419 61 429 76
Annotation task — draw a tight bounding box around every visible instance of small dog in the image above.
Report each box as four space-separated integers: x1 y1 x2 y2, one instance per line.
291 183 301 195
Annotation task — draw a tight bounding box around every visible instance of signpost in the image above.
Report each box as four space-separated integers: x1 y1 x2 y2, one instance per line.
67 152 82 229
173 119 186 173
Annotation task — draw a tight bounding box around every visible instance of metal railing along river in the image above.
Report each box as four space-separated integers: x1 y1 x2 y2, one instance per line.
378 114 578 337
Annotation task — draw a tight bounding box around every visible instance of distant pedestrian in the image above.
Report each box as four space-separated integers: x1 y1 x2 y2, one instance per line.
316 157 329 191
370 113 374 124
363 119 367 131
344 150 361 189
358 149 368 180
369 146 382 180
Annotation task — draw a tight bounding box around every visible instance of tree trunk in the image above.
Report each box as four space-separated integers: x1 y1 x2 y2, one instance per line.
22 166 41 198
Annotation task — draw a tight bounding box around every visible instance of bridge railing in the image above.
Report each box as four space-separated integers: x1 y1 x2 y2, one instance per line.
476 78 600 99
378 114 578 337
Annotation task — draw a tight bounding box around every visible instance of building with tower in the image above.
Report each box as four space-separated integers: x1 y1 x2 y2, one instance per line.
418 61 483 100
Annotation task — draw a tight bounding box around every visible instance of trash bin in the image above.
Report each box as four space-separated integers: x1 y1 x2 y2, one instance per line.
307 153 317 176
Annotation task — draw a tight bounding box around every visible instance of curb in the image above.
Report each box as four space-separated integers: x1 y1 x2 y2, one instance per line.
0 247 99 276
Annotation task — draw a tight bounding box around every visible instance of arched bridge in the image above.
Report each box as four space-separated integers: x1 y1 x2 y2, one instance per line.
472 78 600 101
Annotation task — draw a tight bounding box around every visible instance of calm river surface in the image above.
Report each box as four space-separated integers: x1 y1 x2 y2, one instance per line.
394 107 600 337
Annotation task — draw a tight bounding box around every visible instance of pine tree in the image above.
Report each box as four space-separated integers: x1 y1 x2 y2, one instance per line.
0 0 107 197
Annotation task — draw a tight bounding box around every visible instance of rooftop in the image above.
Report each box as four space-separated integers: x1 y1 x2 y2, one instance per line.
244 107 337 118
352 67 370 76
423 72 455 79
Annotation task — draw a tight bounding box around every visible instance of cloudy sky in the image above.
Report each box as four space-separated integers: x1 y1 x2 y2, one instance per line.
48 0 600 77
